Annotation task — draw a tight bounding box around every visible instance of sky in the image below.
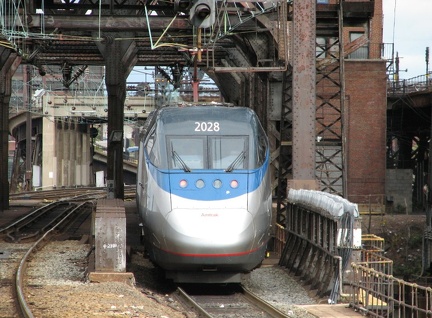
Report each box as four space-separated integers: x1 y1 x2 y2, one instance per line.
383 0 432 79
127 67 154 84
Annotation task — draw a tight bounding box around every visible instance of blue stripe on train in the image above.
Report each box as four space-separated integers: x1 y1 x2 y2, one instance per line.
146 158 269 201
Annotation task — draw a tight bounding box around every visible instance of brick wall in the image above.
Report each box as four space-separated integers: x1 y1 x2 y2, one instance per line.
345 60 387 198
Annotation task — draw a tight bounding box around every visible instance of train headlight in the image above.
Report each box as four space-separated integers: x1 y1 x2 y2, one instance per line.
230 180 239 188
213 179 222 189
195 179 205 188
179 179 188 188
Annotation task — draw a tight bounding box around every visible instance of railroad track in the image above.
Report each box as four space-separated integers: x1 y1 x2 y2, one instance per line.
1 201 93 242
0 200 94 318
9 185 136 202
174 284 289 318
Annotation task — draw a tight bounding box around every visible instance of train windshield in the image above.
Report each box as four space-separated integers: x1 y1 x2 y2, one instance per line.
210 136 247 170
167 136 248 171
169 137 205 170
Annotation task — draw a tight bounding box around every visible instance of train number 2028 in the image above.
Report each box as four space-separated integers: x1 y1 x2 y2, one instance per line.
195 121 220 132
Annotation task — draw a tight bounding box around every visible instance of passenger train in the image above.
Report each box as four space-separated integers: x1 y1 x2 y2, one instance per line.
136 104 272 283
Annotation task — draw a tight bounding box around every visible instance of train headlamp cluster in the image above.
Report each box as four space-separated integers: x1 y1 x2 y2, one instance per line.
179 179 239 189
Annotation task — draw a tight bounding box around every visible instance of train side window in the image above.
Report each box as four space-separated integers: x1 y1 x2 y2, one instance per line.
256 134 267 166
251 118 268 168
210 136 248 170
146 129 160 167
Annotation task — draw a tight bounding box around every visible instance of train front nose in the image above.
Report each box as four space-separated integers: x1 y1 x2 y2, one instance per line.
152 208 266 272
164 208 255 253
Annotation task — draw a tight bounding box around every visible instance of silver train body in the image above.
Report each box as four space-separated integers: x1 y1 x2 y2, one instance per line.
136 105 272 283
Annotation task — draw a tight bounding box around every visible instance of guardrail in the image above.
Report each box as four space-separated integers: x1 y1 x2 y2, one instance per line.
274 223 286 256
388 73 432 97
276 190 432 317
362 234 385 253
348 194 386 215
349 249 432 318
278 189 361 302
278 220 432 317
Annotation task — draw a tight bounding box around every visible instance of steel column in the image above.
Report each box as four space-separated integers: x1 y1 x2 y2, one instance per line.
96 34 138 199
292 0 316 182
0 48 21 211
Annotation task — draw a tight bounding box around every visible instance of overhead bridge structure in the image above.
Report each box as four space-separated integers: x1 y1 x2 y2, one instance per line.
1 0 387 233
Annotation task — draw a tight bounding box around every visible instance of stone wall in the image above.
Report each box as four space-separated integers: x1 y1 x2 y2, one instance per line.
386 169 412 214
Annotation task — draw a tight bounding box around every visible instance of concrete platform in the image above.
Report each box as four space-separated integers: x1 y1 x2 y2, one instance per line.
298 304 363 317
88 272 136 286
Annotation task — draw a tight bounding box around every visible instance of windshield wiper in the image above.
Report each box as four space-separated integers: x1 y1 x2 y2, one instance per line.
225 151 245 172
172 150 191 172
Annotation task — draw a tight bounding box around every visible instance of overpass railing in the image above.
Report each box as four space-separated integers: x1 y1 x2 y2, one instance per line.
388 73 432 97
278 189 361 302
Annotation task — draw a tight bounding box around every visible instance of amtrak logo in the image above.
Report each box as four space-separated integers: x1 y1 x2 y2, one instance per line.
201 213 218 217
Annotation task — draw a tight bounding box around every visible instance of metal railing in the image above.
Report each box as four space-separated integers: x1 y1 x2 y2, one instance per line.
362 234 385 253
276 191 432 317
348 194 386 215
356 250 393 276
350 251 432 318
388 73 432 97
277 191 359 301
277 220 432 318
274 223 286 256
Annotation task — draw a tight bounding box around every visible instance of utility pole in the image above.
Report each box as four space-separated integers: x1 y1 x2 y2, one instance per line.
426 47 429 89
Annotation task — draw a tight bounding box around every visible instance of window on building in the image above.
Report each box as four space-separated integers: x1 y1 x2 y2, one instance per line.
348 32 369 59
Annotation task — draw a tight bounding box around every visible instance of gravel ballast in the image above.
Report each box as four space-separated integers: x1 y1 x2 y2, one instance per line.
2 240 319 317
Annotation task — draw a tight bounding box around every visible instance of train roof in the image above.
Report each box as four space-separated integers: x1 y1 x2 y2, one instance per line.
156 105 257 123
139 104 267 139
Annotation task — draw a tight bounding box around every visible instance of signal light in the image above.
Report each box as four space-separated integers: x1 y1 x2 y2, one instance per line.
189 0 215 29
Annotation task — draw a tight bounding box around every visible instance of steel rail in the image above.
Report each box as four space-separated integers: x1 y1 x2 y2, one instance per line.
9 185 136 202
175 285 289 318
175 287 213 318
0 201 64 235
15 201 90 318
242 286 290 318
